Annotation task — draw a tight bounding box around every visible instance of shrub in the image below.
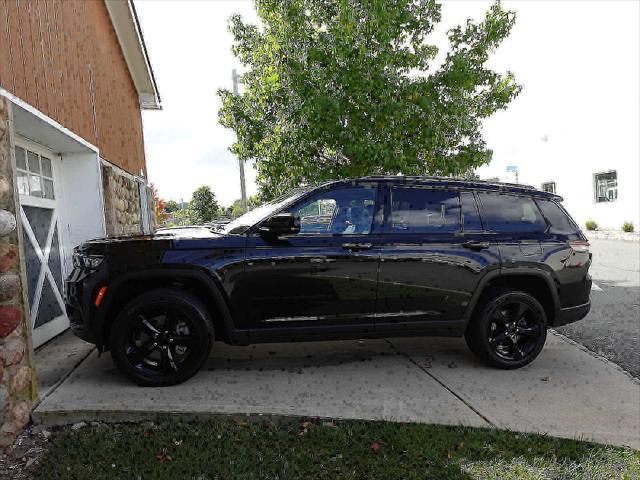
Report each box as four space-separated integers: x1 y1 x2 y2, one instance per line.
622 221 634 233
585 220 598 231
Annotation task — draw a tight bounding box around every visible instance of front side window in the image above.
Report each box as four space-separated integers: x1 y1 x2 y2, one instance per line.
477 192 546 233
292 186 376 235
15 146 55 200
388 188 460 233
594 171 617 203
541 181 556 194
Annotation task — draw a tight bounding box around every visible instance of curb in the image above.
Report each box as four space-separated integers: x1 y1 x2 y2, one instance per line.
586 231 640 243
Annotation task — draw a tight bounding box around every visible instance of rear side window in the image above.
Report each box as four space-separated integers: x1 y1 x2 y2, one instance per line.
477 192 546 233
388 188 460 233
536 199 579 235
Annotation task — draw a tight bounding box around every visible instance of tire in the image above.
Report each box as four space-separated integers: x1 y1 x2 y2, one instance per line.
465 287 548 369
110 288 213 386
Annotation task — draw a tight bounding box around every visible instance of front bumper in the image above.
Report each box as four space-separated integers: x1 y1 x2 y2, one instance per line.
65 266 107 345
554 300 591 327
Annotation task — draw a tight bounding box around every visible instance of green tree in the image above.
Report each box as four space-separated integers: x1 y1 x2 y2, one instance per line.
228 195 262 218
165 200 180 213
219 0 521 198
190 186 219 223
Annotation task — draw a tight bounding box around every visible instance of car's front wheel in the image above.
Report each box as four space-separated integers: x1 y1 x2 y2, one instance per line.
465 287 548 369
110 289 213 386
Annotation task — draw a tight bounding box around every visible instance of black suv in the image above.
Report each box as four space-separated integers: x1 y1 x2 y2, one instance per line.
66 177 592 386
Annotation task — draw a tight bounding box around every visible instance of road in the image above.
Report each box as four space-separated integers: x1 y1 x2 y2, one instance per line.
556 238 640 377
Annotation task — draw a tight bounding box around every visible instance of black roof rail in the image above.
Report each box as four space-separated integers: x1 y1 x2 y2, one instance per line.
355 175 539 190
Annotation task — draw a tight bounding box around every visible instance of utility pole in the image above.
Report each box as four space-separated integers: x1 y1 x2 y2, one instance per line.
232 68 247 214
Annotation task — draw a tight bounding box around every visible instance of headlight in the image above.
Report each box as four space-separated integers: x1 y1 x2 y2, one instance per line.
73 253 104 270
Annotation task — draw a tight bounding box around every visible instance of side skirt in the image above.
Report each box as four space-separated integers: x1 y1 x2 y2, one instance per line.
224 319 466 346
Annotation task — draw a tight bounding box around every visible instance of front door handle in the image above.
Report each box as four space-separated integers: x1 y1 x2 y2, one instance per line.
342 242 373 251
462 241 490 251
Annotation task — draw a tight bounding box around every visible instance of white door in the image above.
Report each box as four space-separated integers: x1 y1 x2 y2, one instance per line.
14 137 69 348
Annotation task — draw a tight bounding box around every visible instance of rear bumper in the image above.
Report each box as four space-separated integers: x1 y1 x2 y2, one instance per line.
554 300 591 327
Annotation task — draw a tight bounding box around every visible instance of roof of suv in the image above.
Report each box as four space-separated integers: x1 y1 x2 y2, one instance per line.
339 175 563 201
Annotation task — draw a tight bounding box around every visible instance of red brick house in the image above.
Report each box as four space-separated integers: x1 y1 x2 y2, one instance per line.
0 0 160 447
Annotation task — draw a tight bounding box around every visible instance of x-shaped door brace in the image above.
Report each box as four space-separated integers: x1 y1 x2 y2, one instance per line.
19 206 66 329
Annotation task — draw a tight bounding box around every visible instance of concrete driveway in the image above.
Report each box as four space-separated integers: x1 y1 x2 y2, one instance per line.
33 332 640 449
557 238 640 377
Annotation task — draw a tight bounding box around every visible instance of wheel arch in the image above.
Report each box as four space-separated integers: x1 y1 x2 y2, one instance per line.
95 268 236 350
464 269 560 329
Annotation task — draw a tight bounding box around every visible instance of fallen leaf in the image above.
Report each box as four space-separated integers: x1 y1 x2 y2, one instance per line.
234 417 249 427
300 421 311 429
157 454 172 463
143 431 153 438
540 376 550 382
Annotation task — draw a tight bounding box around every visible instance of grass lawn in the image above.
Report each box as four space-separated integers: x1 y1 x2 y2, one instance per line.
34 419 639 480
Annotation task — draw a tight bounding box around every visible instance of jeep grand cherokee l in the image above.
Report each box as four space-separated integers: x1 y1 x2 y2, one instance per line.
66 177 592 386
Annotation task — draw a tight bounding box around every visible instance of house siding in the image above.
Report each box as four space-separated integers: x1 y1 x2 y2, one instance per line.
0 0 146 177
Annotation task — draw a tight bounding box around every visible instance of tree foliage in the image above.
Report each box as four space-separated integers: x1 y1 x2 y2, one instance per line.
190 186 219 223
165 200 180 213
218 0 521 198
226 195 262 218
149 183 169 225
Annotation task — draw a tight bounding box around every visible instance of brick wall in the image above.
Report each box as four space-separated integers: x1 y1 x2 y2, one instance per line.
0 0 146 177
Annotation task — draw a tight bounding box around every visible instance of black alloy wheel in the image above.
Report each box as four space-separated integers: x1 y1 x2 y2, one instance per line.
465 288 547 369
487 300 543 361
110 289 213 386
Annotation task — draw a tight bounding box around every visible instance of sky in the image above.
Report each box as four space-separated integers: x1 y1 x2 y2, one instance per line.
135 0 639 206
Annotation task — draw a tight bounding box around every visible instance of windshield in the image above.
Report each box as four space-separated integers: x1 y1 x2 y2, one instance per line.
222 187 312 235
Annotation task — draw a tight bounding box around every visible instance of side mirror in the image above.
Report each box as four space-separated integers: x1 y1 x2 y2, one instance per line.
259 212 300 235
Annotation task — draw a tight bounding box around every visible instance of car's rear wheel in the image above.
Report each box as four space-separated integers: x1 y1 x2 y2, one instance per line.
465 287 547 369
110 289 213 386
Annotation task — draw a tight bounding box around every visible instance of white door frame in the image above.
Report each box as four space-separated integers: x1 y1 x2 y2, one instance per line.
15 135 69 348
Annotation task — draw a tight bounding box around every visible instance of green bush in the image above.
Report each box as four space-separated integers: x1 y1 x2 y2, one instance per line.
622 221 635 233
585 220 598 231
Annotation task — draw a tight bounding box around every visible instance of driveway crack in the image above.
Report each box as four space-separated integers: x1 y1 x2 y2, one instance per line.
384 339 496 427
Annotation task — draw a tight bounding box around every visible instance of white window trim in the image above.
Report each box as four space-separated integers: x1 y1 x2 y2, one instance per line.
593 170 618 204
541 181 556 194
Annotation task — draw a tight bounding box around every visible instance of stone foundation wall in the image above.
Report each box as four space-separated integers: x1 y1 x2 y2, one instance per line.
0 97 37 450
101 164 144 237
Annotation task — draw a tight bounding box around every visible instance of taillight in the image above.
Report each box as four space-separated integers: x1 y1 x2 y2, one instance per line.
570 240 590 253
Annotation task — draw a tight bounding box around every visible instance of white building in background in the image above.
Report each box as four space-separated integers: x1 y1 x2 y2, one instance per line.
439 0 640 231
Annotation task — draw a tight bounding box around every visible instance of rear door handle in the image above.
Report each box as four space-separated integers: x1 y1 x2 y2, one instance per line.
462 241 490 251
342 242 373 251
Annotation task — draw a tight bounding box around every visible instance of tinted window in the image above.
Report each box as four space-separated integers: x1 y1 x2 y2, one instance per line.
536 199 579 235
460 192 482 232
477 192 546 233
388 188 460 233
292 186 376 234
